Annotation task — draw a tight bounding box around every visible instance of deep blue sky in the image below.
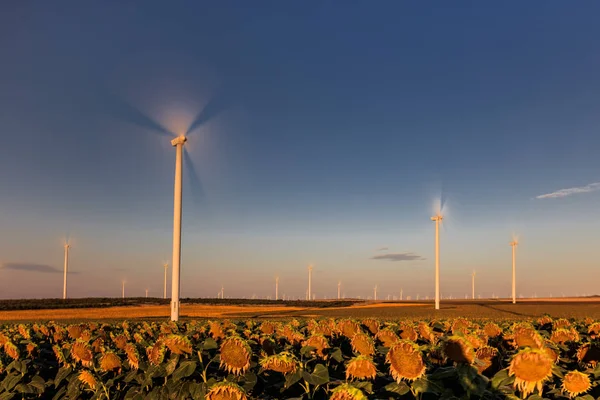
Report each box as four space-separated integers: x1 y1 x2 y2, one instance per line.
1 1 599 299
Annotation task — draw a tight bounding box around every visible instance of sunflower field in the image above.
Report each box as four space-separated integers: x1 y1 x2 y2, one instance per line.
1 316 600 399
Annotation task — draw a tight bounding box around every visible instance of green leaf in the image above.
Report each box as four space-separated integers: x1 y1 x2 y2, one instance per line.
53 366 72 388
201 338 218 350
28 375 46 393
353 381 373 394
284 368 303 389
411 377 442 395
2 373 22 392
308 364 329 386
14 383 34 394
0 393 15 400
491 368 513 389
330 347 344 363
172 361 197 382
164 353 180 376
384 382 410 395
300 346 317 357
242 372 257 392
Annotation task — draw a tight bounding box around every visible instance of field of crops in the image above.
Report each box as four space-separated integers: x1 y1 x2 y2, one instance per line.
1 316 600 399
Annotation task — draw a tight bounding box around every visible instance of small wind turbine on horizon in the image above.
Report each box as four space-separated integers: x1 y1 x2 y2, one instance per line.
62 241 70 299
163 262 169 300
122 281 126 299
374 285 378 301
510 236 519 304
145 288 149 298
307 265 313 301
337 281 341 300
472 271 476 300
275 276 279 301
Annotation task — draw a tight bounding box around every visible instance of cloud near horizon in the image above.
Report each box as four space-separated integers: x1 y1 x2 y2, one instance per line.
371 252 425 262
376 247 388 251
536 182 600 199
1 262 78 274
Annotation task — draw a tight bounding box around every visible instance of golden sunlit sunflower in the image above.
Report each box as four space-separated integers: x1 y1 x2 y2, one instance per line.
3 341 20 360
475 346 498 375
17 324 31 340
386 341 426 382
124 343 140 370
508 348 553 397
163 334 193 355
512 324 543 349
346 356 377 380
351 332 375 356
67 324 83 340
553 318 571 330
78 370 97 390
259 321 276 335
99 351 122 372
206 381 248 400
576 343 600 367
338 320 361 339
53 344 68 366
220 336 252 375
303 334 330 358
561 370 591 398
451 318 471 335
418 322 436 343
537 316 553 326
399 324 418 342
330 383 368 400
71 340 93 367
146 340 166 366
260 352 299 374
362 319 379 335
111 333 128 350
26 343 37 358
376 328 399 347
550 328 579 344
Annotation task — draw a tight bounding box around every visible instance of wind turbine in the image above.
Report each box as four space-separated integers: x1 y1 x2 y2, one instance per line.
510 237 518 304
400 288 403 301
145 288 149 298
122 281 126 299
431 212 443 310
374 285 378 301
220 285 224 299
307 265 313 301
63 241 70 299
275 276 279 300
472 271 476 300
163 262 169 300
337 281 341 300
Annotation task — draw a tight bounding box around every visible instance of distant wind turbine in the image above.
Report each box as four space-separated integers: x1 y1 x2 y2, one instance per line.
63 241 70 299
122 281 126 299
307 265 313 301
400 288 403 301
472 271 476 300
374 285 378 301
337 281 341 300
145 288 149 298
275 276 279 300
510 237 518 304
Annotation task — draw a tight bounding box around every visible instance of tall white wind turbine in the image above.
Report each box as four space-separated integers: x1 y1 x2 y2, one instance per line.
63 242 70 299
431 212 443 310
170 135 187 320
275 276 279 301
510 238 518 304
163 263 169 300
122 281 126 299
374 285 378 301
337 281 341 300
472 271 476 300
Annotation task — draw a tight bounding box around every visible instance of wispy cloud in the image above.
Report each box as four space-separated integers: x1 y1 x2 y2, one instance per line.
1 262 63 274
376 247 388 251
536 182 600 199
371 252 425 262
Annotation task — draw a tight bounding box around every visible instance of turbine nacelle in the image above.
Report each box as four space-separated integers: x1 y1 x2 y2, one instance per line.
509 240 518 247
171 135 187 147
431 215 443 222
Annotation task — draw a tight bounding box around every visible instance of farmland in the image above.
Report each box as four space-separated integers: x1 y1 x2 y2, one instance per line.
1 315 600 399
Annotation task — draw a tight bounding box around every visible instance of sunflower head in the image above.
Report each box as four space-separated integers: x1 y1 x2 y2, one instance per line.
537 315 553 326
111 333 128 350
220 336 252 375
512 324 544 349
386 341 426 382
67 324 83 340
205 381 248 400
418 322 436 343
346 356 377 380
53 344 69 366
338 320 361 339
99 351 122 372
587 322 600 338
260 321 276 335
451 318 471 335
576 343 600 367
561 370 591 398
330 384 368 400
78 370 97 390
163 334 193 355
303 334 330 358
3 341 20 360
26 343 37 358
550 328 579 344
362 319 380 335
399 324 418 342
71 340 93 367
146 340 166 366
17 324 31 340
508 347 554 398
124 343 140 370
351 332 375 356
260 352 299 374
475 346 498 375
209 322 225 340
553 318 571 330
443 335 475 364
375 328 399 347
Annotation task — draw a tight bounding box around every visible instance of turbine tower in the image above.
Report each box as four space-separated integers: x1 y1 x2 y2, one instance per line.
170 135 187 321
275 276 279 300
510 239 518 304
374 285 378 301
337 281 341 300
63 242 70 299
163 263 169 300
122 281 125 299
472 271 476 300
307 265 313 301
400 288 403 301
431 213 443 310
145 289 149 298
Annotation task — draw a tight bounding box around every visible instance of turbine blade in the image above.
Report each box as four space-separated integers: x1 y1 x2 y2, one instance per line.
186 88 231 135
183 148 205 205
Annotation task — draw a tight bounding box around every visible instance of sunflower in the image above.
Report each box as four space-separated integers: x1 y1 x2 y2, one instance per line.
330 383 368 400
550 328 579 344
260 352 299 374
26 343 37 358
508 348 553 397
67 324 83 340
362 319 379 335
220 336 252 375
163 334 193 355
111 333 128 350
386 341 426 382
351 332 375 356
206 381 248 400
259 321 276 335
338 320 361 339
17 324 31 340
78 370 97 390
303 334 330 358
399 324 418 342
475 346 498 375
552 318 571 330
346 356 377 380
71 340 94 367
541 340 560 363
588 322 600 338
561 370 591 398
451 318 470 335
418 322 436 343
281 325 304 345
3 341 20 360
376 328 399 347
53 344 69 366
443 335 475 364
146 340 166 366
537 316 553 326
99 351 122 372
576 343 600 367
91 337 104 353
124 343 140 370
511 324 543 349
209 322 225 340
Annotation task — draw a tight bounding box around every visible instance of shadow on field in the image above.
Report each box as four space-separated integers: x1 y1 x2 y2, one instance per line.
477 303 537 318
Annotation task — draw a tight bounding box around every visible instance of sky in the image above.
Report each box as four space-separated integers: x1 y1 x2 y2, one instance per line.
1 1 599 300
